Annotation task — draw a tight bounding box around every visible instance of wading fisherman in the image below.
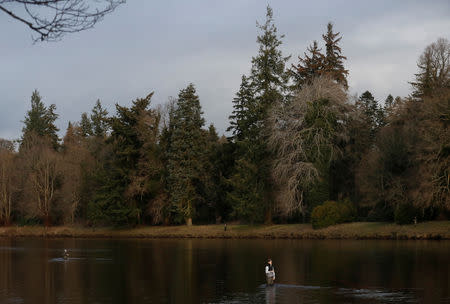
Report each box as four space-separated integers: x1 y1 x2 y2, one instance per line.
265 258 275 285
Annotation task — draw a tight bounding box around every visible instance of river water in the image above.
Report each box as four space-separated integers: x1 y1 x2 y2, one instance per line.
0 238 448 303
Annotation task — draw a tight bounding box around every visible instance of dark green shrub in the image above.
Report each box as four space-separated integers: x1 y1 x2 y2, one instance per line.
394 203 416 225
311 199 356 229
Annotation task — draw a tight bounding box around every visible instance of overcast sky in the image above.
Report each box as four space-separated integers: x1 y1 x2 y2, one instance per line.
1 0 449 140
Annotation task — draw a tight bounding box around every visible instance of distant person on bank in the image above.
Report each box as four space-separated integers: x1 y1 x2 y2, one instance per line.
265 258 275 285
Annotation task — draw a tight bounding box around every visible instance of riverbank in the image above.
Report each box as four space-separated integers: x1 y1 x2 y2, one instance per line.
0 221 449 239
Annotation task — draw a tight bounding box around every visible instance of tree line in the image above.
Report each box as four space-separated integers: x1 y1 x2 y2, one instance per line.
0 7 448 227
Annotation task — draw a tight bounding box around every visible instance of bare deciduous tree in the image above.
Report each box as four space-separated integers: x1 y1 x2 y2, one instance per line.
0 150 17 225
60 123 93 224
411 38 450 98
0 0 125 42
268 77 349 216
0 139 15 151
20 133 61 226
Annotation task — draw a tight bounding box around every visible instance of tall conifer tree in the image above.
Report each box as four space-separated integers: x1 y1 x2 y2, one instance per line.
322 22 348 89
356 91 384 141
227 6 289 223
79 112 93 137
90 99 109 137
167 84 207 225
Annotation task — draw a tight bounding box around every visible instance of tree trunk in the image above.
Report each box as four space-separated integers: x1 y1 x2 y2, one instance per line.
186 217 192 226
43 215 52 227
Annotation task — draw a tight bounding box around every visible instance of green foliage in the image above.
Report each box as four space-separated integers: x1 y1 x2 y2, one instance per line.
305 177 330 211
322 22 348 89
79 112 93 137
90 99 109 137
88 93 164 226
17 216 41 226
356 91 385 140
394 203 416 225
227 157 266 223
251 5 291 105
210 139 235 222
166 84 208 223
227 75 256 141
227 6 289 223
21 90 59 149
311 199 356 229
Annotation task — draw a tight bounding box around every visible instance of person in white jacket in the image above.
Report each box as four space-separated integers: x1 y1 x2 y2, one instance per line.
265 258 275 285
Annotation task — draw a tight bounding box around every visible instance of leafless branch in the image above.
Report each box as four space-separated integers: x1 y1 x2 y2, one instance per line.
0 0 125 42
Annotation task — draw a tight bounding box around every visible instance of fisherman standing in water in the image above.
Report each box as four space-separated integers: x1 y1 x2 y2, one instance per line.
265 258 275 286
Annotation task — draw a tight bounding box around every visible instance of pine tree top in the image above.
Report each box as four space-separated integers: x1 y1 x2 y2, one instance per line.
321 22 348 89
21 89 59 149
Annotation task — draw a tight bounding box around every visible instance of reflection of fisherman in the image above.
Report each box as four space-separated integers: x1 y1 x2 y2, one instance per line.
265 258 275 285
63 249 69 260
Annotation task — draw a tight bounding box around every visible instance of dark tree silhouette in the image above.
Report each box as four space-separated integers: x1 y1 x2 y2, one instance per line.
0 0 124 42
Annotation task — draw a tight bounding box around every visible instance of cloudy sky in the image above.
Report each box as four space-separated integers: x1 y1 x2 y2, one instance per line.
1 0 449 140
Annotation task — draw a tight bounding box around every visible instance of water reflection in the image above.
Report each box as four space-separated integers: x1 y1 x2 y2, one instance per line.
0 238 448 303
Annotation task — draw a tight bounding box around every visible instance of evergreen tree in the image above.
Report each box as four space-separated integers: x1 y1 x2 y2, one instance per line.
21 90 59 149
167 84 207 225
384 94 394 108
356 91 384 141
63 122 76 145
227 157 265 222
383 94 400 120
197 124 221 223
290 40 325 91
90 99 109 137
322 22 348 88
227 75 256 141
227 6 289 223
250 6 291 105
79 112 93 137
88 93 162 226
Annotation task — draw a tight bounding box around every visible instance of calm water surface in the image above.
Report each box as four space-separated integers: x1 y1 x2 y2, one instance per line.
0 238 448 303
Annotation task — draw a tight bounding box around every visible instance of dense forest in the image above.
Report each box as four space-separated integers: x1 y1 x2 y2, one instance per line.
0 7 448 227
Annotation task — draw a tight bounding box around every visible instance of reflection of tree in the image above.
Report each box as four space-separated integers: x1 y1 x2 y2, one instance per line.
0 239 13 293
0 239 448 303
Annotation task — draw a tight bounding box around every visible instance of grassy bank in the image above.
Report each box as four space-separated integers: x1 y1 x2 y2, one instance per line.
0 221 449 240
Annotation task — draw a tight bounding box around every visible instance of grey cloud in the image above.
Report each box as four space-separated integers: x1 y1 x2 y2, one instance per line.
0 0 448 140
